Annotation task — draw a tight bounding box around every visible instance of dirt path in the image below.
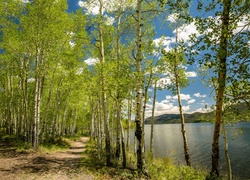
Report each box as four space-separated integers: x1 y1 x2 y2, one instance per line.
0 137 94 180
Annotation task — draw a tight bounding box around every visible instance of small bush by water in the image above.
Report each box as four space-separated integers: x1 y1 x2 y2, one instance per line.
147 157 208 180
80 139 209 179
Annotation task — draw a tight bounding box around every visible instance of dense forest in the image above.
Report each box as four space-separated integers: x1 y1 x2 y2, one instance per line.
0 0 249 179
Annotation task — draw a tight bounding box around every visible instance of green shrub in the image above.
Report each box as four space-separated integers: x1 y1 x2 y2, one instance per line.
40 137 71 151
1 134 17 144
147 157 208 180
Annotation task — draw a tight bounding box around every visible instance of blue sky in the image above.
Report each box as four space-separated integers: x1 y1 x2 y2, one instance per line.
65 0 248 117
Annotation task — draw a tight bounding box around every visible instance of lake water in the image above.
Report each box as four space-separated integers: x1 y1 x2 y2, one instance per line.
141 122 250 179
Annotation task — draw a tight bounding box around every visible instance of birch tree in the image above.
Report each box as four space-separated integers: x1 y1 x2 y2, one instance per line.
134 0 146 172
0 0 88 146
188 0 249 177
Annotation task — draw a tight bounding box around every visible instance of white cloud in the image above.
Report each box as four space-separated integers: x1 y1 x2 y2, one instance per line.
153 36 175 52
199 100 208 107
84 58 99 66
187 99 196 104
145 101 190 117
232 15 249 34
187 107 211 114
185 71 197 77
78 1 99 15
156 77 171 88
154 14 249 53
153 20 200 50
173 94 191 101
173 22 200 43
104 14 115 25
167 13 178 23
161 99 171 104
78 0 136 15
21 0 29 3
193 93 207 98
155 102 174 111
145 93 212 117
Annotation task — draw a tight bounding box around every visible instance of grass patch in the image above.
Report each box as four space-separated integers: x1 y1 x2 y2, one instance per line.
147 157 208 180
39 137 71 152
0 132 74 153
63 134 82 141
80 140 210 180
0 134 32 150
79 140 139 179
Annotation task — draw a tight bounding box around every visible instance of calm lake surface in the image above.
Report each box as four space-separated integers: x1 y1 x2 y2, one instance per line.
142 122 250 179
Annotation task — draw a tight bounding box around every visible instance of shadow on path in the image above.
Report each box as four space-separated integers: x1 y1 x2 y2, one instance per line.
0 137 91 179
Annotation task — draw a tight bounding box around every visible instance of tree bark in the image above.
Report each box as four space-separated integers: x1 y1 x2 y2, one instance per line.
116 100 121 160
135 0 145 172
211 0 231 177
120 118 127 168
115 12 122 161
33 47 42 150
127 96 132 149
222 116 232 180
176 76 191 166
175 22 191 167
98 0 112 166
150 80 157 153
90 100 95 140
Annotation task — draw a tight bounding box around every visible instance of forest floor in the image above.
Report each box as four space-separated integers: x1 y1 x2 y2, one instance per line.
0 137 95 180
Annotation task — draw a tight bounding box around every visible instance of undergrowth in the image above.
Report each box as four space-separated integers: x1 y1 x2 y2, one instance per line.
0 132 70 152
80 139 210 180
39 137 71 152
147 157 208 180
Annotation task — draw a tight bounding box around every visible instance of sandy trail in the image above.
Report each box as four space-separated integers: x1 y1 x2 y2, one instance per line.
0 137 93 180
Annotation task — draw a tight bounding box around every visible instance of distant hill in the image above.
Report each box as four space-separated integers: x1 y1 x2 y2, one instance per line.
145 102 249 124
144 111 214 124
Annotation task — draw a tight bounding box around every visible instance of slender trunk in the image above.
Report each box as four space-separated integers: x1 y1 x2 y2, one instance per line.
120 118 127 168
110 104 115 148
211 0 231 177
36 75 43 143
116 100 121 160
33 48 40 149
115 12 122 161
73 110 78 134
222 116 232 180
98 0 112 166
135 0 145 171
142 63 153 123
52 79 63 138
40 66 57 142
142 64 153 155
23 55 30 142
61 105 67 136
90 101 95 139
127 97 132 149
150 80 157 153
175 21 191 167
134 134 137 155
9 73 15 135
33 76 39 148
5 73 12 135
97 97 102 160
176 78 191 166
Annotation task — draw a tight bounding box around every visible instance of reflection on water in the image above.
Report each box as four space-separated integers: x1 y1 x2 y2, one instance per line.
141 122 250 179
